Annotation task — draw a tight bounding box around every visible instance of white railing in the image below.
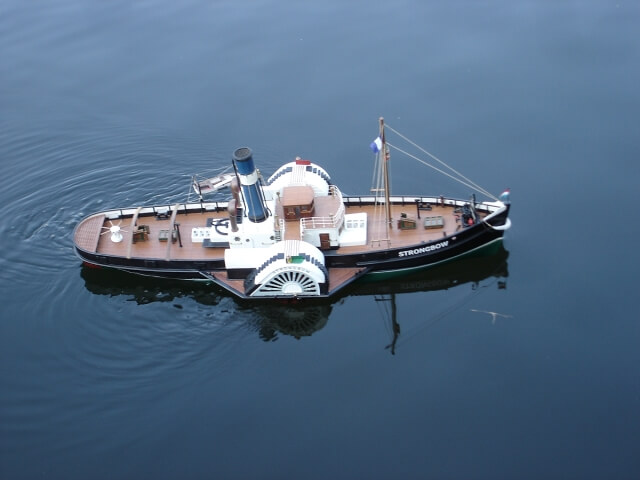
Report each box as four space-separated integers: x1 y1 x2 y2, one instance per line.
341 195 502 213
300 186 345 232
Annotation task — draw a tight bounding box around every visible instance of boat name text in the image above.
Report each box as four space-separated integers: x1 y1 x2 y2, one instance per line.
398 241 449 257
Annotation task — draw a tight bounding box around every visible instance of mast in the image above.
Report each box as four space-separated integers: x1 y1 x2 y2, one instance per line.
371 117 392 246
380 117 392 229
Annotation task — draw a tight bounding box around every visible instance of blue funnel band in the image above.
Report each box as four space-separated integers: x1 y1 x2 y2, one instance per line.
233 147 268 223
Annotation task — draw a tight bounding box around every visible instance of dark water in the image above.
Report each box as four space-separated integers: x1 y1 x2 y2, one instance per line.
2 1 639 478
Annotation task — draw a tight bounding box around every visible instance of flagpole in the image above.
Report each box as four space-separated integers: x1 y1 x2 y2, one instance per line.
380 117 392 231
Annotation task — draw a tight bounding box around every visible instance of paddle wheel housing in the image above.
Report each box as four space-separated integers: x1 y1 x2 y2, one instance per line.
224 240 328 297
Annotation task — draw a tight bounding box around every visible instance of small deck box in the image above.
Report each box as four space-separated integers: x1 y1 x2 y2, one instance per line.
424 216 444 229
159 229 177 243
397 217 417 230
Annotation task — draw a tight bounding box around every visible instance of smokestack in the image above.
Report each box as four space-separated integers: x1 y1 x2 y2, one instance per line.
232 147 268 223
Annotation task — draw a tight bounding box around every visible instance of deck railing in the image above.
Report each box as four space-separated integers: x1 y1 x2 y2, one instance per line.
300 185 345 231
87 200 232 222
274 218 285 241
88 193 501 225
342 195 501 213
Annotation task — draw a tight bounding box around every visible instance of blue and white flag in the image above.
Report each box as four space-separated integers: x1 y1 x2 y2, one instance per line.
370 136 383 153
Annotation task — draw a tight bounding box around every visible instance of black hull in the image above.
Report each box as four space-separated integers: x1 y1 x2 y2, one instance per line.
75 204 510 298
326 206 509 276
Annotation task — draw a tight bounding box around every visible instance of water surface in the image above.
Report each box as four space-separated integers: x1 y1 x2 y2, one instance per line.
1 1 639 479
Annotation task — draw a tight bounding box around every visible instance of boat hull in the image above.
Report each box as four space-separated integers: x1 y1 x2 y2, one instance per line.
325 205 509 274
74 202 510 299
73 120 513 300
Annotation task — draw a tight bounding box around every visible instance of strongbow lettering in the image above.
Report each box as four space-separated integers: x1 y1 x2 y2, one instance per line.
398 241 449 257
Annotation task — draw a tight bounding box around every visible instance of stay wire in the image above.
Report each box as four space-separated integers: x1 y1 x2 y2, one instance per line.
385 124 498 201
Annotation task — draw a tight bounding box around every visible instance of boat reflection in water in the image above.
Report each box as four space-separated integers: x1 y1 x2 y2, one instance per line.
80 245 509 346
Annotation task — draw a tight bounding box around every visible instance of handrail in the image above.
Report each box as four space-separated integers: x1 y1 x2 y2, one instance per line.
341 194 502 213
300 185 345 231
84 194 501 226
278 218 286 240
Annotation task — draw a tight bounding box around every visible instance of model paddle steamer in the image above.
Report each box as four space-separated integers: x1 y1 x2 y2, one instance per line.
73 118 511 299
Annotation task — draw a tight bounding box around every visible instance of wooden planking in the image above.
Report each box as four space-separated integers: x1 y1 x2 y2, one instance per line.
95 210 228 260
85 201 484 260
210 271 245 296
328 267 367 293
338 202 483 253
284 220 301 241
74 214 105 253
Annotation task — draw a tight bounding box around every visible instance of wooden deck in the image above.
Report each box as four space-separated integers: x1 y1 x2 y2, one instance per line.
77 202 484 260
327 267 368 294
338 202 482 253
73 199 491 298
73 214 105 253
87 210 229 260
209 271 245 296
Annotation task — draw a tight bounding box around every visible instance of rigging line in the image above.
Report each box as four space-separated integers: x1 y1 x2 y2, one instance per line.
387 142 497 200
385 124 497 200
385 123 494 197
370 150 381 194
186 177 195 203
371 151 385 243
374 153 384 194
194 164 234 177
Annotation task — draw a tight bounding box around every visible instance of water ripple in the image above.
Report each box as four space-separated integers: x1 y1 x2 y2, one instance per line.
0 104 277 457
